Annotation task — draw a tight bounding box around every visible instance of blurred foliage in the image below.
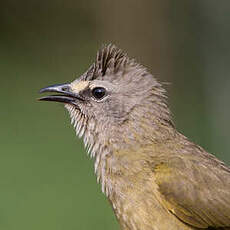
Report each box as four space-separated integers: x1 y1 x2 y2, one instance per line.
0 0 230 229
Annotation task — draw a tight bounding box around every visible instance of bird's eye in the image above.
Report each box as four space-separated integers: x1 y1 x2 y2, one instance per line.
92 87 106 100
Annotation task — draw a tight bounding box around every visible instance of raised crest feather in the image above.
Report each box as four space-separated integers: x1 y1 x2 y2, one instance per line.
84 44 138 80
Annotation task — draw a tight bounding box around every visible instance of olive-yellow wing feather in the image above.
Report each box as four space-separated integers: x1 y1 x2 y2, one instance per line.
153 153 230 229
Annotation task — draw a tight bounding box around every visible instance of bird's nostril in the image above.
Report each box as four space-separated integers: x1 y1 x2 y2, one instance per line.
62 86 69 91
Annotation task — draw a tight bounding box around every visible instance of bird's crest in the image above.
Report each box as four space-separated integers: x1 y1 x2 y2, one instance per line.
84 44 139 80
96 44 128 75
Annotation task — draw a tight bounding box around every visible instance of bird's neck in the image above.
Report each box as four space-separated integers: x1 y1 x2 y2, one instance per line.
71 98 176 196
90 113 176 197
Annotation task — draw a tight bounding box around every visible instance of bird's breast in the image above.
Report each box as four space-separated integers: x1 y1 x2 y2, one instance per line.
103 155 196 230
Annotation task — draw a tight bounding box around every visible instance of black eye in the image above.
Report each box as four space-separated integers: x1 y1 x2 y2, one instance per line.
92 87 106 100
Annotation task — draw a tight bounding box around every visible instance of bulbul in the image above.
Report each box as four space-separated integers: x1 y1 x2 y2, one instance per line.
39 44 230 230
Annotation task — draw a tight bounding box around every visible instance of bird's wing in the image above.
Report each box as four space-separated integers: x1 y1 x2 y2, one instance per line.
153 154 230 228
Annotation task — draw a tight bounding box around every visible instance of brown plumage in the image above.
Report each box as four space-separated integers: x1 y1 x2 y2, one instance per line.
39 44 230 230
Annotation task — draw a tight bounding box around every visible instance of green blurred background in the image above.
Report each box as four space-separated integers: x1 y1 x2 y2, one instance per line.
1 0 230 229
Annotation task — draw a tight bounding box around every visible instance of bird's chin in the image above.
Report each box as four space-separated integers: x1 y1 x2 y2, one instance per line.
65 103 78 112
65 104 81 117
65 104 86 138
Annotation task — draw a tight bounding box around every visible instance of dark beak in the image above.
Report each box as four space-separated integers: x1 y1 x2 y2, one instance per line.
38 83 83 105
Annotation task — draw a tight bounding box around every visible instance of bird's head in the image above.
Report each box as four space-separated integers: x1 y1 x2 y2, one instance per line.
39 44 174 159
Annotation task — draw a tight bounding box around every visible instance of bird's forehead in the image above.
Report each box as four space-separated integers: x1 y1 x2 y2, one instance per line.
70 78 118 92
70 80 90 92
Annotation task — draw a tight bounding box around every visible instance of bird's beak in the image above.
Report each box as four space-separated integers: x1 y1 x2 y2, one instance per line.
38 83 83 105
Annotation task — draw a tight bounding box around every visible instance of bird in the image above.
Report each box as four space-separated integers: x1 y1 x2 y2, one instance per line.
39 44 230 230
